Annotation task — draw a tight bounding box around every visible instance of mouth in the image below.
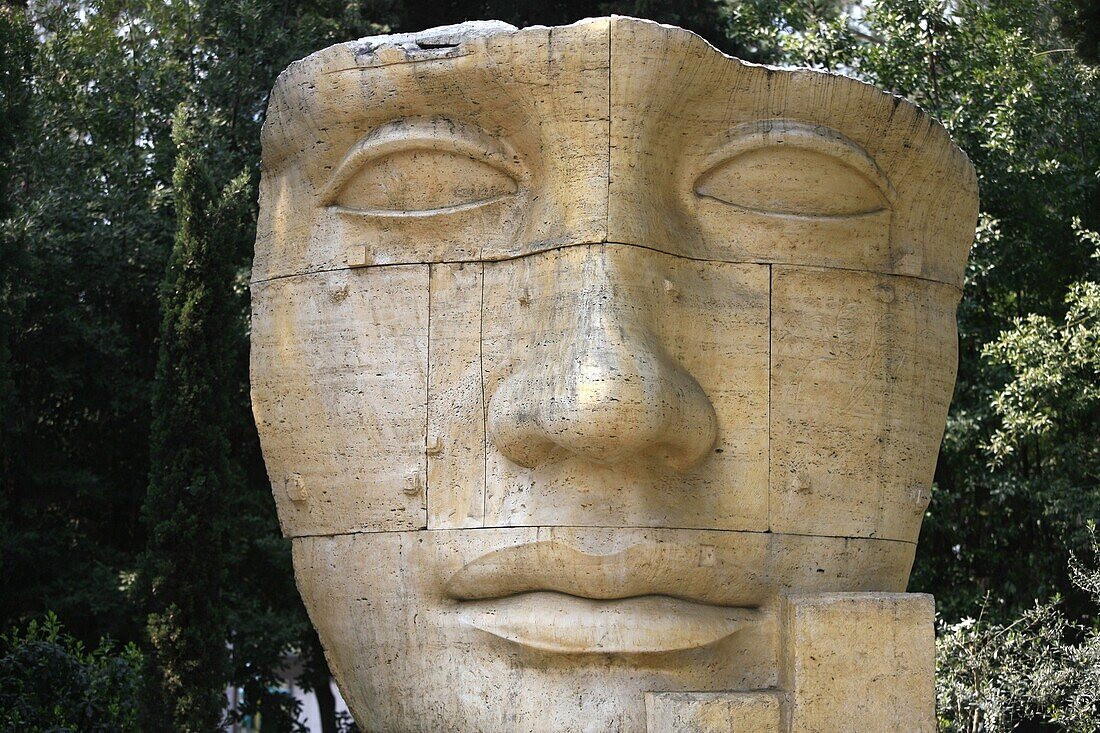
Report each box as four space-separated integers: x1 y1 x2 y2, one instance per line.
443 535 760 654
454 591 755 654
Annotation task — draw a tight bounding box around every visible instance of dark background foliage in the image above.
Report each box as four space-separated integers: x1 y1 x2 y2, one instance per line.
0 0 1098 730
0 613 141 732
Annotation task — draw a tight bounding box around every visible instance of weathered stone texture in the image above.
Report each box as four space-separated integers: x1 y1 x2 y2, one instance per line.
252 16 977 733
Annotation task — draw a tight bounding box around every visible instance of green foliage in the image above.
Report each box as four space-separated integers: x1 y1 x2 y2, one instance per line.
718 0 855 65
0 5 32 217
0 6 35 590
0 1 380 729
830 0 1100 624
1061 0 1100 62
0 0 179 645
936 527 1100 731
984 241 1100 554
138 106 248 732
0 613 141 733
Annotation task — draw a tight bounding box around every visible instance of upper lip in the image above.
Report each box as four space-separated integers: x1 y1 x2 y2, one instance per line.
442 536 763 607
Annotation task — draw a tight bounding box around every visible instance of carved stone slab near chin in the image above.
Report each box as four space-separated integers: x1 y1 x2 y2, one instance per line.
251 15 978 733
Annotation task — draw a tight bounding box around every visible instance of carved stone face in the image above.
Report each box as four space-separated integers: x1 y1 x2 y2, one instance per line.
251 17 977 733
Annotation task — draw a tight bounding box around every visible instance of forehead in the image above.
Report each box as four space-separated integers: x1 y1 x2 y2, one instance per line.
255 17 976 287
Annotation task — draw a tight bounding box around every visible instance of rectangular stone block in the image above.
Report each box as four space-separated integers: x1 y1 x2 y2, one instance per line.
427 262 486 528
480 245 769 530
254 19 611 281
781 592 935 733
607 17 976 287
645 691 781 733
769 266 960 541
250 266 429 536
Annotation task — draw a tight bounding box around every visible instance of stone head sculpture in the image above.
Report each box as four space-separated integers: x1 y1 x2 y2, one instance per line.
251 17 978 733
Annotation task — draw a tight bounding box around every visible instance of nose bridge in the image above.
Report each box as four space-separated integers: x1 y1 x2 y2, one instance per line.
555 250 663 424
488 246 717 471
567 248 646 368
572 246 622 342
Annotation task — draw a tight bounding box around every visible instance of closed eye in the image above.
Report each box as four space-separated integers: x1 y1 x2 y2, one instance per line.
694 122 894 219
322 119 523 218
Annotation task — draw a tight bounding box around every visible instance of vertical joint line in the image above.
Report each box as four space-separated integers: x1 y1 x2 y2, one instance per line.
605 17 612 240
479 262 487 525
767 264 773 532
424 263 432 523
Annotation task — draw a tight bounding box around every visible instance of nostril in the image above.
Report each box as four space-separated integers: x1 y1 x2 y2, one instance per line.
486 377 559 469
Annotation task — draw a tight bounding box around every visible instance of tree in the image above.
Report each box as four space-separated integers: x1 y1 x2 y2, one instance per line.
936 526 1100 731
1062 0 1100 62
852 0 1100 622
0 3 376 729
0 0 178 646
0 4 35 569
138 107 249 731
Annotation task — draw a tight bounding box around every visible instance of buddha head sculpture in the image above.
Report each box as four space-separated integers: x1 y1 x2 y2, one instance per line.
251 17 978 733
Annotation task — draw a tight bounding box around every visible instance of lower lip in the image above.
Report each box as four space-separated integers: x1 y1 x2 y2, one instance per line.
453 591 754 654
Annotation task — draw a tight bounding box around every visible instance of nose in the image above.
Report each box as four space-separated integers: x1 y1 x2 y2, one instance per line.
487 249 718 472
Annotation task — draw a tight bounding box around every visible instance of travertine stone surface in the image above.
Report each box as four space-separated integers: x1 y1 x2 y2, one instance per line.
607 21 974 285
770 266 961 540
427 262 485 528
251 266 428 536
781 593 936 732
646 691 781 733
251 15 978 733
482 245 769 530
292 530 917 731
293 529 779 732
255 19 609 280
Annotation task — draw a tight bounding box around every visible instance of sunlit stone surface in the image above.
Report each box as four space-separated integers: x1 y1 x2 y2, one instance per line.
251 16 977 732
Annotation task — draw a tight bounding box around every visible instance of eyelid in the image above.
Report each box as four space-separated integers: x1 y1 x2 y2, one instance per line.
320 119 526 210
693 120 897 215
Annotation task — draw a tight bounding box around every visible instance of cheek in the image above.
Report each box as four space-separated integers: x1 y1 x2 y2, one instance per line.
251 265 430 537
769 266 960 541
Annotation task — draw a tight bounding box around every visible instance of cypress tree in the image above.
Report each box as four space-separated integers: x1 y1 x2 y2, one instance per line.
0 5 34 508
139 106 249 731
